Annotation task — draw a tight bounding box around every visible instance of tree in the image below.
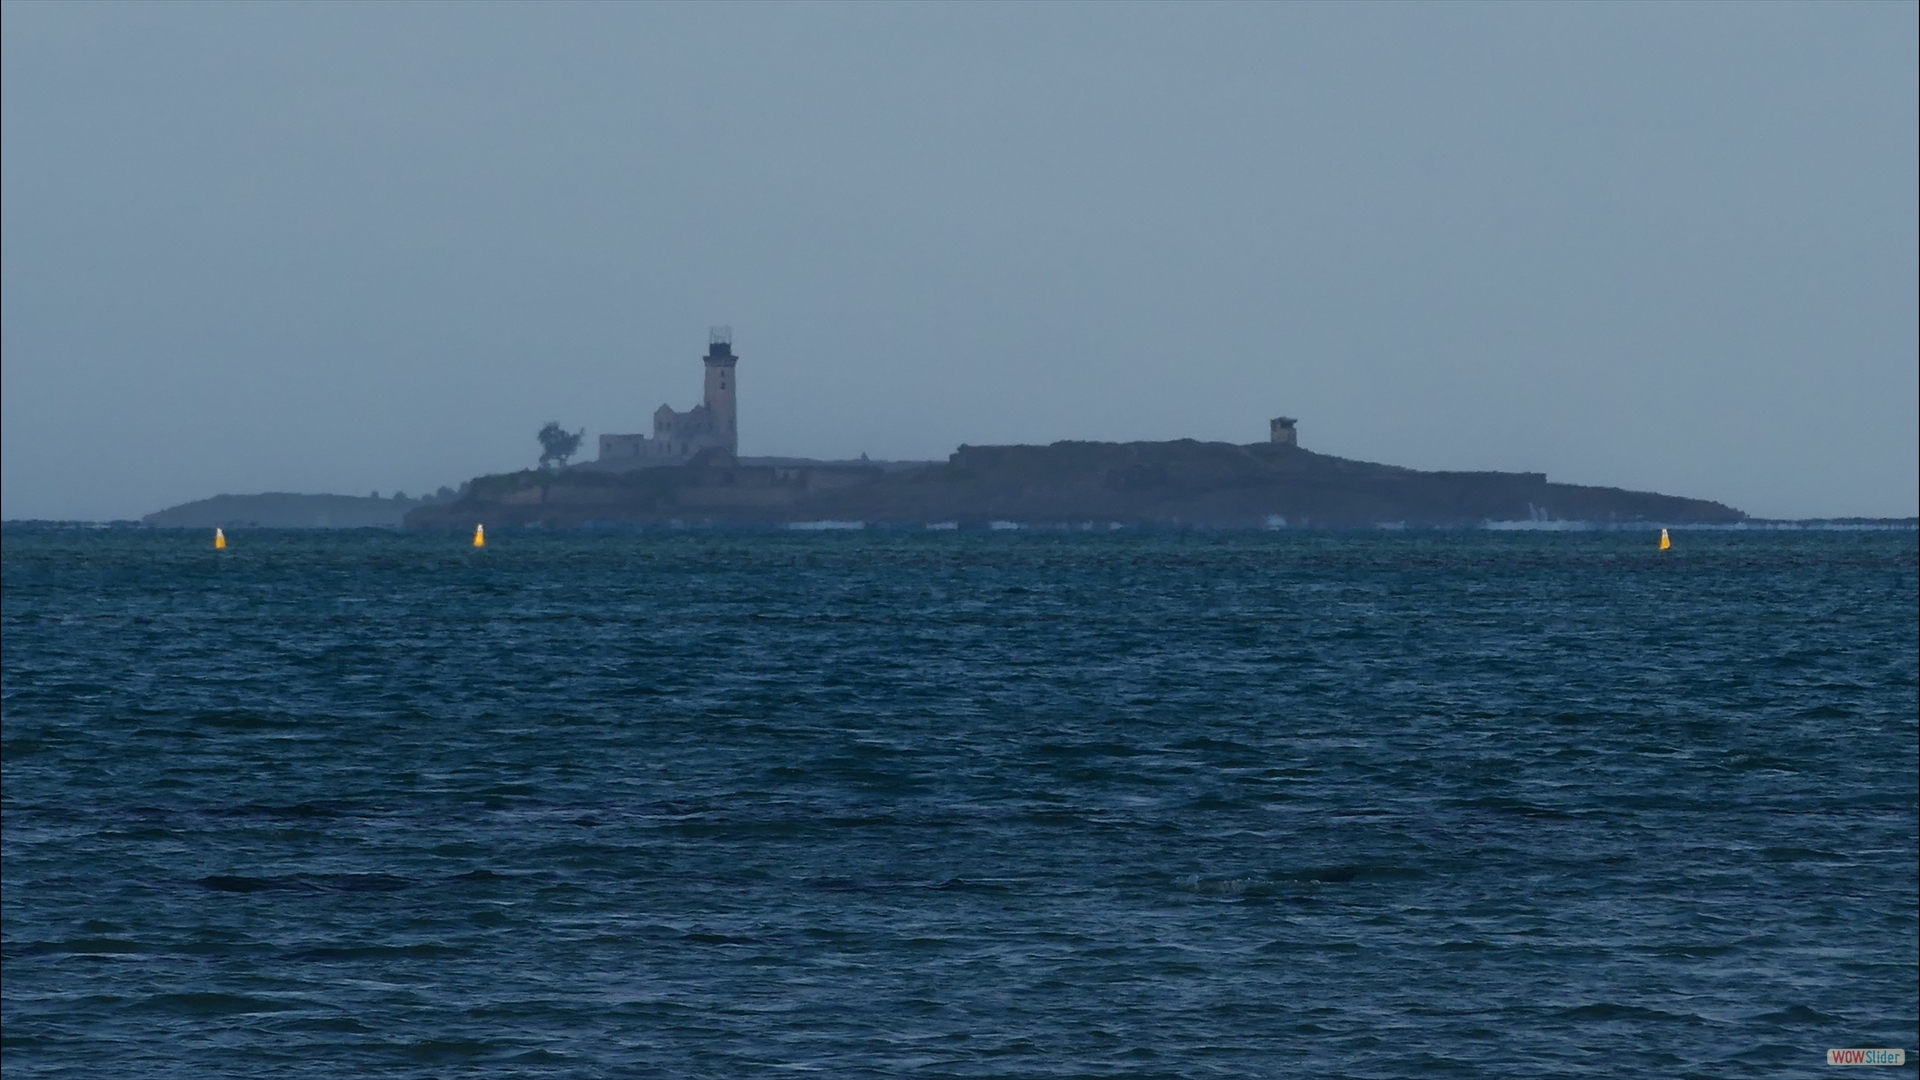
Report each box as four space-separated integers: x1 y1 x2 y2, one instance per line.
538 422 584 469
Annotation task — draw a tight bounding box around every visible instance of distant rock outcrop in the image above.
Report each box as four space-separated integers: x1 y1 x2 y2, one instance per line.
405 441 1745 528
145 492 431 528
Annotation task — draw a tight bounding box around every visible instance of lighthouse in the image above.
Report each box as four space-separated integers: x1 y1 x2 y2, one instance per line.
596 330 742 465
703 326 739 456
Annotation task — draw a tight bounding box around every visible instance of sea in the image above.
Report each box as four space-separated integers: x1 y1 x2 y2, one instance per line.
3 527 1915 1078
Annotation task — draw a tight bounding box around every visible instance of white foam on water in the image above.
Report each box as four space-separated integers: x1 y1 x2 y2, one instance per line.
1484 519 1592 531
1484 519 1918 532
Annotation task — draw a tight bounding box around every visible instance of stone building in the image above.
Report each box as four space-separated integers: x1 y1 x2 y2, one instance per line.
598 329 740 466
1269 416 1298 446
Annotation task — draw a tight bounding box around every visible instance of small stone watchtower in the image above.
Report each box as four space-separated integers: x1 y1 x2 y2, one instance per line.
1270 416 1298 446
703 326 739 455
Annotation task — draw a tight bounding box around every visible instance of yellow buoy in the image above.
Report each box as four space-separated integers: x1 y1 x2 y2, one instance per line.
1659 527 1671 551
214 527 227 550
473 524 486 548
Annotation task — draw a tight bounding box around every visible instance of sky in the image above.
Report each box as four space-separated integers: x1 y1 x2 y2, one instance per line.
3 2 1915 521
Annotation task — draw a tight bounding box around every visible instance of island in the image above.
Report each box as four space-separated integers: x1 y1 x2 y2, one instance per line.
403 439 1743 529
145 491 454 529
393 330 1743 526
406 333 1744 529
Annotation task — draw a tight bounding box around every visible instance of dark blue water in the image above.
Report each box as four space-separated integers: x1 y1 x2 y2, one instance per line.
4 528 1915 1078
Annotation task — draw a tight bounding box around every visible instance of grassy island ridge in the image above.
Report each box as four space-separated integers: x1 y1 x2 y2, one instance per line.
404 440 1745 529
144 491 448 529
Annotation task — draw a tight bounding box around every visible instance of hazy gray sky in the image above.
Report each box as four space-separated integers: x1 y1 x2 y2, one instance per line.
4 2 1914 520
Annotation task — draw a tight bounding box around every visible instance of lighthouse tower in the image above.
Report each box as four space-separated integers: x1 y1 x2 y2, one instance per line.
702 326 739 455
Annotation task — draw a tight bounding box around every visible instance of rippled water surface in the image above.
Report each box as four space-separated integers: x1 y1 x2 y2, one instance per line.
3 528 1915 1078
